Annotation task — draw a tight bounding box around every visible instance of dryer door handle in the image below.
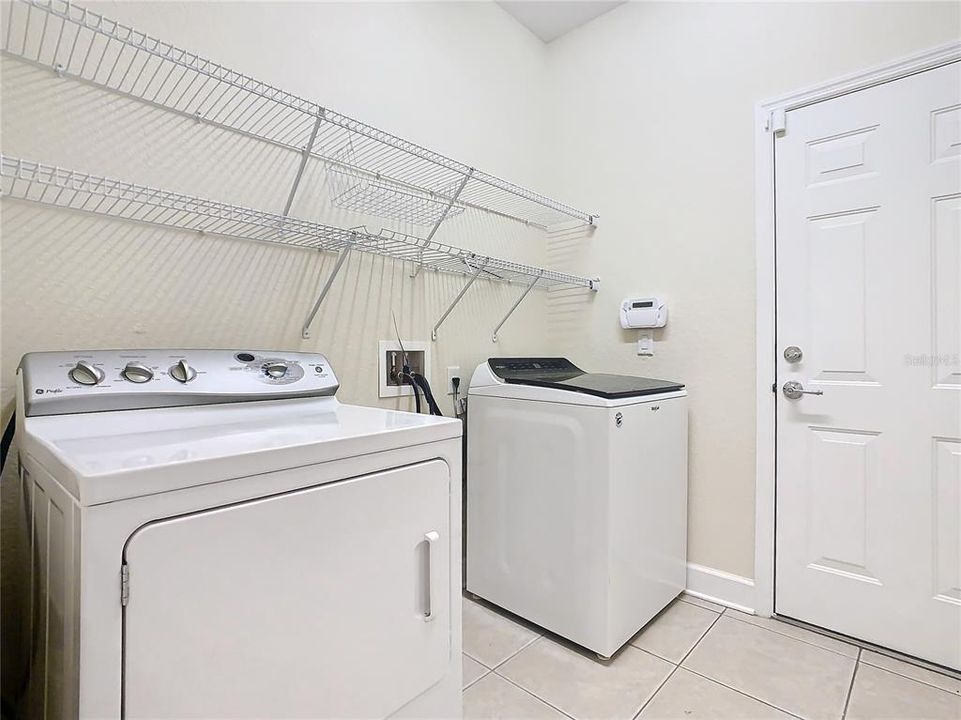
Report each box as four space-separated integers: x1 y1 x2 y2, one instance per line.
423 531 440 622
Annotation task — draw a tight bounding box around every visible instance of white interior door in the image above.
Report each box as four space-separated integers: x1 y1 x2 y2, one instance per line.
123 460 451 719
775 61 961 670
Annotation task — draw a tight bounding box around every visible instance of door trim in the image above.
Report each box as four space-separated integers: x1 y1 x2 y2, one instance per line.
753 40 961 619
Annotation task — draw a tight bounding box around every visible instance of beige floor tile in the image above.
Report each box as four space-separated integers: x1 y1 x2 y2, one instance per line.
859 650 961 696
846 663 961 720
498 636 674 720
463 597 540 668
725 609 858 658
682 616 855 719
463 673 568 720
629 600 719 662
680 593 726 613
638 668 795 719
463 654 490 689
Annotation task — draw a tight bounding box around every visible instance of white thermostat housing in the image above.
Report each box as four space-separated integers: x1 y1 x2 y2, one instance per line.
620 297 667 329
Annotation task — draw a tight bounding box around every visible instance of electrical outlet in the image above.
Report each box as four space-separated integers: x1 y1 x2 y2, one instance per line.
637 333 654 356
446 366 461 396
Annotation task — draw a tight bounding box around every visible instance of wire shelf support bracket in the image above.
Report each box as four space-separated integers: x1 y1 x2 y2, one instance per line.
492 271 542 343
301 243 352 339
283 109 326 218
431 259 489 341
425 168 473 243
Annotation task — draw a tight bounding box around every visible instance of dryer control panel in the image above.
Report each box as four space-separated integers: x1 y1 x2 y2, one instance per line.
19 349 338 416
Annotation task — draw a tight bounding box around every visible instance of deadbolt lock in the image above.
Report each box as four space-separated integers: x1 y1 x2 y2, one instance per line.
783 346 803 363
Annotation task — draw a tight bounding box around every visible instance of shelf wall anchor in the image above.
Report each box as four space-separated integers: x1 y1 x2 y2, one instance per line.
431 258 489 341
492 271 542 342
301 242 352 339
409 249 424 279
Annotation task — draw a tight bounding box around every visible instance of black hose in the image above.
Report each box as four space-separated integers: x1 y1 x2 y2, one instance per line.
0 414 14 473
402 372 422 414
412 373 443 416
0 413 21 720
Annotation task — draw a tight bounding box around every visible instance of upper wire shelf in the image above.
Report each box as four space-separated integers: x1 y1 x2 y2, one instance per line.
1 0 599 230
0 155 598 291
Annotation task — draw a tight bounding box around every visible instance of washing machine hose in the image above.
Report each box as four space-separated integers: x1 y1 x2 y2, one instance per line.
0 414 14 473
402 371 423 414
411 373 443 416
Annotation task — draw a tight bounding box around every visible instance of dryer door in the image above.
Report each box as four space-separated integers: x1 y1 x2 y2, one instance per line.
122 460 451 719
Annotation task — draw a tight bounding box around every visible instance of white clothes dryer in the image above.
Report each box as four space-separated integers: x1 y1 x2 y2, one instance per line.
15 349 462 719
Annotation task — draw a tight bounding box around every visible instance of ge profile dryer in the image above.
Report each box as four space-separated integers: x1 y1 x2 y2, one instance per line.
466 357 688 659
15 349 462 720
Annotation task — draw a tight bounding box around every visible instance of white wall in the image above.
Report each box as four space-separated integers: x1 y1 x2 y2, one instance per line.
541 1 961 580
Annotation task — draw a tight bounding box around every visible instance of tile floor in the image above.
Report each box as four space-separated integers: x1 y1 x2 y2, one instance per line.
461 594 961 720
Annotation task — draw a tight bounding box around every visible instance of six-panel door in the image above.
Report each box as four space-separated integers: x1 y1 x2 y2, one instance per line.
775 61 960 669
123 460 451 718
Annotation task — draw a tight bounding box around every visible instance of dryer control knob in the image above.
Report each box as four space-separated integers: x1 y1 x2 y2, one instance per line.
122 362 154 384
169 359 197 384
263 362 288 379
69 360 104 386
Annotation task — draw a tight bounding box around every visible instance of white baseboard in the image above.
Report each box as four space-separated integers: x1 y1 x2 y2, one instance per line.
686 562 756 614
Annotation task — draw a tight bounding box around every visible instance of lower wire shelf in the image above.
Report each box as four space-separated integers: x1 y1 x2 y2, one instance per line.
0 155 599 339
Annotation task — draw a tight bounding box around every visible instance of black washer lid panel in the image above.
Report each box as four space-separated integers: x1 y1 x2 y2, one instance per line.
488 357 584 381
487 358 685 399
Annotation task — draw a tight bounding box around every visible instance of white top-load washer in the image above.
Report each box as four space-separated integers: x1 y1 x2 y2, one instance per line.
466 357 687 659
14 349 462 720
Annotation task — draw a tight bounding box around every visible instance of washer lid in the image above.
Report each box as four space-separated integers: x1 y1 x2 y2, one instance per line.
488 357 684 399
19 397 461 506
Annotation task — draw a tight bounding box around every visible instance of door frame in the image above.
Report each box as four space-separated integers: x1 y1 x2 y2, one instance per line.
753 41 961 618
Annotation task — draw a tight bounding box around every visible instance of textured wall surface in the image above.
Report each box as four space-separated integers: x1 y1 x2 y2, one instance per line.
542 1 960 578
0 0 598 702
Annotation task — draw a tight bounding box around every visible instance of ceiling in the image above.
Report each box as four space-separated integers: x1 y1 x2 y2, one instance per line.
498 1 627 43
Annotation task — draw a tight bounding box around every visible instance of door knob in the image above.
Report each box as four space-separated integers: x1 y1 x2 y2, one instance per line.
782 381 823 400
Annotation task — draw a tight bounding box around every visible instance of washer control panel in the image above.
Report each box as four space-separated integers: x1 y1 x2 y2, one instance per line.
19 349 338 416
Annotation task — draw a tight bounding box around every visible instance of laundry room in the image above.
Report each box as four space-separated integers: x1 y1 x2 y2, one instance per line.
0 1 959 718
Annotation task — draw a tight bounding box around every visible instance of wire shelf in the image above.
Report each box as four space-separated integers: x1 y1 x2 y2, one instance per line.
1 0 599 230
0 156 599 291
326 144 466 227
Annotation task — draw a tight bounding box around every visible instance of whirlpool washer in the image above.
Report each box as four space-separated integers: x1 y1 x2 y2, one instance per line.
466 357 687 659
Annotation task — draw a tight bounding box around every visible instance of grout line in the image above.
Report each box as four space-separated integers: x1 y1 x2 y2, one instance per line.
723 610 858 659
462 649 493 670
490 634 542 672
857 649 961 686
680 666 807 720
631 663 679 720
491 669 577 719
632 606 725 719
841 649 862 719
462 667 490 691
671 613 809 720
856 660 961 699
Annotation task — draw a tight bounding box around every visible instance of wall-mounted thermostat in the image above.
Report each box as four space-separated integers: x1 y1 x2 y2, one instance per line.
620 297 667 329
